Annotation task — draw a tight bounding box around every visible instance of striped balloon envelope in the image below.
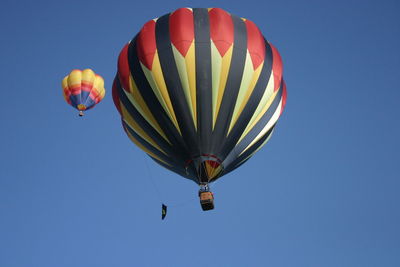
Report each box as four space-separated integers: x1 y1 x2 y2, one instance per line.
62 69 106 116
113 7 287 185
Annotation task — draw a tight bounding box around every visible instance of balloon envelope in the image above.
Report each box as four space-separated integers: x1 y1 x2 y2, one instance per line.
113 7 287 184
62 69 105 114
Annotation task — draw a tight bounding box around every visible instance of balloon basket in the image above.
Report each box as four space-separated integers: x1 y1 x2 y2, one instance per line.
199 191 214 211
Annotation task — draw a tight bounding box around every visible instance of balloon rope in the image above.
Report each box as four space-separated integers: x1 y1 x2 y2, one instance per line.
195 159 202 183
143 155 163 202
167 196 197 208
144 156 196 208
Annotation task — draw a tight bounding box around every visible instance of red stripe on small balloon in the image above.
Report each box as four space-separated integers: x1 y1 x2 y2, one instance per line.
63 88 71 97
69 84 81 95
81 81 93 92
89 89 99 100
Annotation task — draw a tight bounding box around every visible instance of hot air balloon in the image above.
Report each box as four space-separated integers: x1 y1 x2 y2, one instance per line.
62 69 105 116
113 8 287 210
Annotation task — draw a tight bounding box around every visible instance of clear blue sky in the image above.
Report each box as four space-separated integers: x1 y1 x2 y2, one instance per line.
1 0 399 266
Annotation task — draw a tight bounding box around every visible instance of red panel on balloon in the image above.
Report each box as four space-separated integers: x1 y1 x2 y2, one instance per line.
137 20 157 70
245 19 265 70
118 44 131 93
169 8 194 57
270 43 283 92
209 8 234 57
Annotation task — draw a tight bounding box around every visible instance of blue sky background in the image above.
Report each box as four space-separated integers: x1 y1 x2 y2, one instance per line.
1 0 399 266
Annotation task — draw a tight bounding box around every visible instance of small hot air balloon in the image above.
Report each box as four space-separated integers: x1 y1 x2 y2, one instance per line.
62 69 105 116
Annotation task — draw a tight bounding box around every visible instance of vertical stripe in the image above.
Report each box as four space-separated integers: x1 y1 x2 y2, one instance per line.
141 53 181 133
193 8 213 153
229 62 263 131
128 38 191 161
185 43 197 129
221 43 272 156
213 45 233 129
220 84 283 174
125 74 170 143
222 126 275 175
123 121 173 166
116 78 177 159
211 41 222 127
155 14 199 157
120 103 167 155
240 100 282 154
211 14 247 153
227 50 255 133
172 43 197 129
234 84 283 155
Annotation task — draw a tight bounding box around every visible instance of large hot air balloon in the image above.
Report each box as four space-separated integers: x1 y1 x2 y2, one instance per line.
113 8 287 210
62 69 105 116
